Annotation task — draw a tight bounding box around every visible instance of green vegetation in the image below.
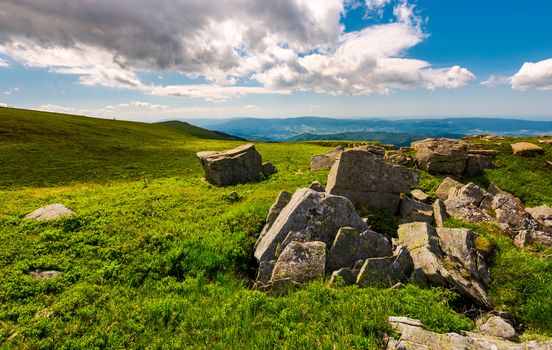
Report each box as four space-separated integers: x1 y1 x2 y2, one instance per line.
0 107 551 348
156 120 245 141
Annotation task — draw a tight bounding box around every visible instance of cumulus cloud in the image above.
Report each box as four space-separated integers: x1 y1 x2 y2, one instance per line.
480 75 510 88
0 0 475 100
510 58 552 91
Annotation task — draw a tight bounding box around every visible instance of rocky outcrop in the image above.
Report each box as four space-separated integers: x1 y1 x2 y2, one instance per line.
443 182 494 223
25 204 74 220
356 246 413 287
526 205 552 228
397 222 491 308
326 147 419 213
310 145 344 171
326 227 392 273
475 315 517 341
511 142 544 156
435 177 463 201
254 188 368 263
412 138 469 178
271 241 326 283
387 316 551 350
399 198 434 224
384 149 417 168
196 144 276 186
411 189 430 203
254 191 292 249
433 199 448 227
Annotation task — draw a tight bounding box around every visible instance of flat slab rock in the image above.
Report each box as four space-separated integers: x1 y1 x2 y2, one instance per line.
196 143 276 186
28 270 61 280
511 142 544 156
25 204 74 220
387 316 551 350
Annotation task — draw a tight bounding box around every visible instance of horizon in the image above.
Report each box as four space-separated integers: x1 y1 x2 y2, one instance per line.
1 1 552 121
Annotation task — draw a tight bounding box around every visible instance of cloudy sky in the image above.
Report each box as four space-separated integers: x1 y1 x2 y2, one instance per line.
0 0 551 121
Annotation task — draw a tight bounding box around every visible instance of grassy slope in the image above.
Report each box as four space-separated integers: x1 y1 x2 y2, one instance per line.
156 120 245 141
0 108 549 348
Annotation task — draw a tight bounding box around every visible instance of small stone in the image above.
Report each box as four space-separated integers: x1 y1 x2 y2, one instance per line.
25 204 74 220
29 270 61 280
476 315 517 341
256 260 275 284
411 189 430 203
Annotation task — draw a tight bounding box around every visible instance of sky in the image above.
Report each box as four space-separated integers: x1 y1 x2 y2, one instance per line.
0 0 552 121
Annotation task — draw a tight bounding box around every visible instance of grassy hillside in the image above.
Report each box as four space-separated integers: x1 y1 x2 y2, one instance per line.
0 108 551 348
156 120 245 141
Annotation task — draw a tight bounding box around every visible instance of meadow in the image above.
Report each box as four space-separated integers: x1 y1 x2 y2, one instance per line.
0 107 551 349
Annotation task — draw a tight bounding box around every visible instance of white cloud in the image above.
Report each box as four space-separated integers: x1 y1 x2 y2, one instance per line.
480 75 510 88
510 58 552 91
0 102 9 107
0 58 9 68
116 101 170 109
0 0 475 101
4 87 21 95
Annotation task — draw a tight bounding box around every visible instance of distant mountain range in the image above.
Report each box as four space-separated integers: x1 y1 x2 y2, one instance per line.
183 117 552 146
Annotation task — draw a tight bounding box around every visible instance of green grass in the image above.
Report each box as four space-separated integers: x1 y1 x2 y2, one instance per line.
156 120 245 141
1 107 550 348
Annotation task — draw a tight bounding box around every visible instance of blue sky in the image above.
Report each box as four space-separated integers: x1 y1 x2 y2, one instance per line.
1 0 552 121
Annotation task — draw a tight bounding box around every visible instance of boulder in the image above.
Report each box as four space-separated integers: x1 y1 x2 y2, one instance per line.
411 138 469 177
432 199 448 227
328 268 358 286
25 204 74 220
196 144 276 186
465 154 494 177
326 148 419 213
309 181 325 192
254 188 368 262
387 316 551 350
511 142 544 156
310 145 344 171
254 191 292 249
526 205 552 228
476 315 517 341
384 150 417 168
444 183 494 223
28 270 61 280
356 246 413 287
397 222 491 308
398 198 434 224
326 227 393 273
271 241 326 283
256 260 276 284
435 177 463 201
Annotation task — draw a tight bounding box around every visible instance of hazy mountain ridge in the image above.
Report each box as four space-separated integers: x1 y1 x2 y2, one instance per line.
185 117 552 143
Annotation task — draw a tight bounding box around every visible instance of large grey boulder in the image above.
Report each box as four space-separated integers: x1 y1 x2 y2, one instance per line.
411 138 469 178
387 316 551 350
254 188 368 262
326 227 392 273
397 222 491 308
25 204 74 220
196 143 276 186
326 148 419 213
444 183 494 223
356 245 413 287
398 198 434 224
271 241 326 283
310 145 344 171
254 191 292 249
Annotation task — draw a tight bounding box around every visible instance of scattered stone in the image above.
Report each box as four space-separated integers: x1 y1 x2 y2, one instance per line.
356 246 413 288
398 198 434 224
526 205 552 228
254 188 368 262
326 148 419 213
326 227 393 273
511 142 544 156
387 316 551 350
476 315 517 341
196 143 276 186
411 189 430 203
432 199 448 228
254 191 292 249
310 145 344 171
411 138 469 178
271 241 326 283
309 181 325 192
25 204 74 220
397 222 491 308
28 270 61 280
435 177 463 201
